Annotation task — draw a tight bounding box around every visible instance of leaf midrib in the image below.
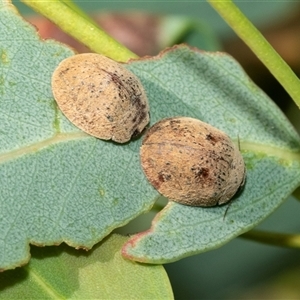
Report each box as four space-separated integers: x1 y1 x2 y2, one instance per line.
0 135 299 165
28 266 66 299
0 131 89 164
241 141 300 162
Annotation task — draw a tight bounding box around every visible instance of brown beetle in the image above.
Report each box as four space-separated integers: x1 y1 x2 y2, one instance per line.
52 53 149 143
140 117 246 206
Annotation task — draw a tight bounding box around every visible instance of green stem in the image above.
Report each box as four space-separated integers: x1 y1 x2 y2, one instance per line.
21 0 138 62
60 0 99 26
241 229 300 248
208 0 300 109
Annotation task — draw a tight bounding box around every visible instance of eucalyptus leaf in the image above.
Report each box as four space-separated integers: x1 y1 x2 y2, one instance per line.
122 45 300 263
0 234 173 299
0 0 157 270
1 0 300 271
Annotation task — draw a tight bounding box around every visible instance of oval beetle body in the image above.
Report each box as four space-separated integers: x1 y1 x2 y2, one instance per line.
52 53 150 143
140 117 246 206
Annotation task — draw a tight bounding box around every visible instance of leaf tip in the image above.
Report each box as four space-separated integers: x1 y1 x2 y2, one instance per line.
121 231 151 262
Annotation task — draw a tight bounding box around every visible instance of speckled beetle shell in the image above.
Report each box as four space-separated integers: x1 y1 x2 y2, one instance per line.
51 53 149 143
140 117 246 207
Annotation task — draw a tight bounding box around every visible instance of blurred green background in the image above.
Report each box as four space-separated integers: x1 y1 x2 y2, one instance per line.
13 1 300 298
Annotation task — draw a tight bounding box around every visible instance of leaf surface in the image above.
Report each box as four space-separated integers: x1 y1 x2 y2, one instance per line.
0 234 173 299
1 0 300 270
122 46 300 263
0 0 157 270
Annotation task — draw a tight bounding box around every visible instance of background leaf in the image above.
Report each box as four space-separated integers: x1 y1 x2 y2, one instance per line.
122 45 300 263
0 234 173 299
0 0 158 270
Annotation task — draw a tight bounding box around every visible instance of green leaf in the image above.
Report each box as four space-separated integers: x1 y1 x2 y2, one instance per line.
1 0 300 271
0 0 157 270
121 45 300 263
159 15 221 51
0 234 173 299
